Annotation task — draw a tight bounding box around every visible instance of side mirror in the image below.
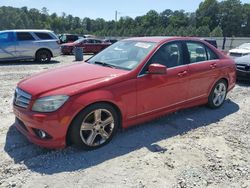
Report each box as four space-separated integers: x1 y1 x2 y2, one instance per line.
148 64 167 75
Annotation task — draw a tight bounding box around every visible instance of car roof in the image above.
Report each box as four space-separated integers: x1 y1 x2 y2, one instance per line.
0 29 54 33
124 36 205 44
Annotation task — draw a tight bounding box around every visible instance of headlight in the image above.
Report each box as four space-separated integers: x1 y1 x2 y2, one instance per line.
32 95 69 112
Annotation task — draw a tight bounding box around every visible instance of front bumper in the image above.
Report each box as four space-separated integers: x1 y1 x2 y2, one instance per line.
13 106 70 149
237 69 250 81
53 48 61 57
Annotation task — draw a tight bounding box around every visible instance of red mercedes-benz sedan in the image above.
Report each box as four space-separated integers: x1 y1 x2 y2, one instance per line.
61 38 111 55
13 37 236 150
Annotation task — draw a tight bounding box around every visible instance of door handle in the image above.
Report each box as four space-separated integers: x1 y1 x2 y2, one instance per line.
210 63 217 69
178 70 188 77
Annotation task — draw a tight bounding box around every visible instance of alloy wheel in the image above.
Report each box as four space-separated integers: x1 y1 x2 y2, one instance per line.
212 82 227 107
80 109 115 147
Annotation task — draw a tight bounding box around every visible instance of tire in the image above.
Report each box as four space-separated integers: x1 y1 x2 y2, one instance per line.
36 50 51 63
69 103 119 150
207 79 227 109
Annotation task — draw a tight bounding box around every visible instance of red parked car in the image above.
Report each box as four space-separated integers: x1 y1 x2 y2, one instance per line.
13 37 236 150
61 38 111 55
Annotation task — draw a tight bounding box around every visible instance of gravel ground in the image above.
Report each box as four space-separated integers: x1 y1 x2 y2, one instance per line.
0 55 249 188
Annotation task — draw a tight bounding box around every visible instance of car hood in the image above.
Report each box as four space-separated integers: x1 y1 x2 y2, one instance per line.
18 63 128 97
229 48 250 54
235 55 250 65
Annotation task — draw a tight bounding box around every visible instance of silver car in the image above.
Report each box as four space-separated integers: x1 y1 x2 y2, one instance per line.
0 29 61 63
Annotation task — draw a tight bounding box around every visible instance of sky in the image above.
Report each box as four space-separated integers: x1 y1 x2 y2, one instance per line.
0 0 249 21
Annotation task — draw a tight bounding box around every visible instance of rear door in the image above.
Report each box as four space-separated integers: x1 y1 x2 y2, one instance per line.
0 32 17 60
16 32 36 58
185 41 221 99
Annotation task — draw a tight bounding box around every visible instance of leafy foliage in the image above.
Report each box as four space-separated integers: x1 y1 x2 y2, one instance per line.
0 0 249 37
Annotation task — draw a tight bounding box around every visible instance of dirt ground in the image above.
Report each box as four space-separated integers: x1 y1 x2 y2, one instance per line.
0 55 249 188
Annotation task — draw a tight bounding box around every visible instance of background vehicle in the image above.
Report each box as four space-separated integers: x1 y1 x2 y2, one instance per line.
61 38 111 55
229 43 250 58
0 29 60 63
234 54 250 81
103 39 118 44
13 37 236 150
58 34 83 44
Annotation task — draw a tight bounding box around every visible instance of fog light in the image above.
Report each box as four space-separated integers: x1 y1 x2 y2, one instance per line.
38 130 47 139
32 128 52 139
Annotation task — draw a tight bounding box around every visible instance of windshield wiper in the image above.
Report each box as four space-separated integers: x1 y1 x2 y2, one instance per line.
94 61 117 69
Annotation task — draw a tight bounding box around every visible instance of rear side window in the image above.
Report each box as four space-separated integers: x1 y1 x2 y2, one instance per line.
16 32 35 41
35 32 53 40
206 47 218 60
94 40 102 44
186 42 218 63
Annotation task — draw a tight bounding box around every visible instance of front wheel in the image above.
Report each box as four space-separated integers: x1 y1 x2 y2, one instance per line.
35 50 51 63
69 103 119 150
208 80 227 108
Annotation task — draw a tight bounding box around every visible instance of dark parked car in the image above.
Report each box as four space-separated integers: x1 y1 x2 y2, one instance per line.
61 38 111 55
234 54 250 81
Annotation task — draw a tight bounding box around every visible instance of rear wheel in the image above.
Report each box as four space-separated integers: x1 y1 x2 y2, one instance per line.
69 103 119 150
35 50 51 63
208 80 227 108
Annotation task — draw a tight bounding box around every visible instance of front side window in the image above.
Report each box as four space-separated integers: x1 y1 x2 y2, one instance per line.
148 42 184 68
0 32 15 42
88 40 156 70
16 32 35 41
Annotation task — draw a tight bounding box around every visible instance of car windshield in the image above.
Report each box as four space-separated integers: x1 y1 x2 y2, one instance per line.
239 43 250 49
87 40 157 70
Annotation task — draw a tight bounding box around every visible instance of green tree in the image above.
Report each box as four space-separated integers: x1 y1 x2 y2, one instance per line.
196 0 219 30
210 26 223 37
219 0 244 36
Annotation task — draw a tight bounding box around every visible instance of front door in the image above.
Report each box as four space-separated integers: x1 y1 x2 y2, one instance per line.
136 41 190 117
0 32 16 60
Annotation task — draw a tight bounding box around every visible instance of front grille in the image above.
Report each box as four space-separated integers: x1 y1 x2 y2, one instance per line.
237 64 250 72
230 53 242 57
14 88 32 109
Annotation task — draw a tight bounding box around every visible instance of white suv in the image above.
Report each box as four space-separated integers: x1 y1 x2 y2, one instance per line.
0 29 61 63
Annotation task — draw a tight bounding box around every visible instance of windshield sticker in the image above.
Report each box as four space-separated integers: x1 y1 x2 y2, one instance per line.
135 42 151 49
